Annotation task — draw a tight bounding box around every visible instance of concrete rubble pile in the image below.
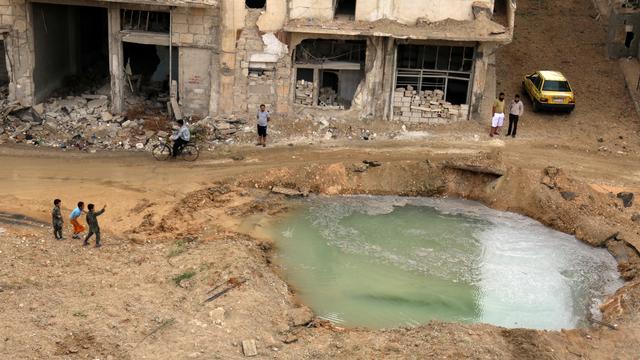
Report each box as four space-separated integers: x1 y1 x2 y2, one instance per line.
0 94 171 152
318 87 341 108
295 80 314 106
393 86 469 124
190 116 251 143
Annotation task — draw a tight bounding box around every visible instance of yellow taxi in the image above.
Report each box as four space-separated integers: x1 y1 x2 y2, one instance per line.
522 70 575 112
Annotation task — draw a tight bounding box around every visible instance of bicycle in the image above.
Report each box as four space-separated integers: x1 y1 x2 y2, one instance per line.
152 138 199 161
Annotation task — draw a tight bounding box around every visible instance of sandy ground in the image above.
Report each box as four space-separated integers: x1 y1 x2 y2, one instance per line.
2 0 640 358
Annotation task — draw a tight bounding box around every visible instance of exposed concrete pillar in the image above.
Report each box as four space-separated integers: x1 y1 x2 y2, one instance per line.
8 0 35 106
470 42 496 121
355 36 386 119
218 0 239 115
108 5 123 114
381 37 396 120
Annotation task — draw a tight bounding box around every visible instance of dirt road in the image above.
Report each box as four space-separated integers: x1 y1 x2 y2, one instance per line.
1 136 640 359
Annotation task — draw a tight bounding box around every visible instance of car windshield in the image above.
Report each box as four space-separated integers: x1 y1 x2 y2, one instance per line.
542 80 571 92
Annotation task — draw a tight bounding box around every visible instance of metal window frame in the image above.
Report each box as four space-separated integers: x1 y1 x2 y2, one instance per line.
394 44 475 105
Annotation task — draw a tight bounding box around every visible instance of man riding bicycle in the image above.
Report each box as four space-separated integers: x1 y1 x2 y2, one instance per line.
170 119 191 158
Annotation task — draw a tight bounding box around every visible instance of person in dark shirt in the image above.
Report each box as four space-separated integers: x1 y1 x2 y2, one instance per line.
52 199 63 240
84 203 106 248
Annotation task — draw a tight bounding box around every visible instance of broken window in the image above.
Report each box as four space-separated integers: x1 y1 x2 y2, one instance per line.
295 39 366 64
335 0 356 19
395 44 475 105
294 39 366 109
246 0 266 9
32 3 110 102
123 42 178 102
121 10 170 33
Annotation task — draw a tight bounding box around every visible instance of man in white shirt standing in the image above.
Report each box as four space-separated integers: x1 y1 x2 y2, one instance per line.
507 94 524 138
256 104 271 147
170 119 191 157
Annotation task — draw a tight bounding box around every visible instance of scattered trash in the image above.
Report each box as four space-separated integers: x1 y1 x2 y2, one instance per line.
203 278 247 303
135 318 176 348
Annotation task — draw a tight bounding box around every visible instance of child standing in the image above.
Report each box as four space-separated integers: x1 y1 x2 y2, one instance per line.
52 199 63 240
84 204 106 248
70 201 86 239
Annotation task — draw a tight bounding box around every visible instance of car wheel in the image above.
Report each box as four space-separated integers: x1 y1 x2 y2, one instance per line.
532 100 540 112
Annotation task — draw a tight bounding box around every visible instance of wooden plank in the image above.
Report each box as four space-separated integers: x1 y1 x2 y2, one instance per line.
170 98 183 120
121 31 170 46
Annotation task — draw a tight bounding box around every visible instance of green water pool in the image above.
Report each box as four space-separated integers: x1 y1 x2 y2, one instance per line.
271 196 622 330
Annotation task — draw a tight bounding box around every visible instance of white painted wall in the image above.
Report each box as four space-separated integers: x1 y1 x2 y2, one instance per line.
289 0 335 21
390 0 478 23
287 0 493 24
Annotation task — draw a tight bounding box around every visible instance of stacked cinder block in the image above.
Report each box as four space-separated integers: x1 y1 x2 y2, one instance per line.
318 87 338 107
393 86 469 124
295 80 314 106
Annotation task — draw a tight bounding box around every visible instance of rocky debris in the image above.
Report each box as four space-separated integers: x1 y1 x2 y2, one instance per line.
632 213 640 223
360 128 376 140
393 86 469 124
606 240 638 280
241 339 258 357
0 94 173 152
282 334 299 344
617 192 634 208
574 217 618 247
351 163 369 173
363 160 382 168
352 160 383 173
295 80 314 106
190 116 249 142
541 166 561 189
561 191 577 201
287 307 314 327
271 186 305 197
318 87 343 109
444 161 505 177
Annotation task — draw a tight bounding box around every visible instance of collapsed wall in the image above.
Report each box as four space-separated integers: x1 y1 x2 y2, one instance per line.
233 9 291 114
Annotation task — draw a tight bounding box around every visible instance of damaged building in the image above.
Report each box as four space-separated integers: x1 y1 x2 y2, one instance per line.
0 0 220 118
607 0 640 58
0 0 515 124
221 0 516 122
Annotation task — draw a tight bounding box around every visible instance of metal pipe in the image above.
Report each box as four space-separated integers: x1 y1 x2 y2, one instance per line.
169 7 173 95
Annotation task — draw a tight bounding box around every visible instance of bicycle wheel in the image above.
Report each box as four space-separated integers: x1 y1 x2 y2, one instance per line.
152 143 171 161
181 144 199 162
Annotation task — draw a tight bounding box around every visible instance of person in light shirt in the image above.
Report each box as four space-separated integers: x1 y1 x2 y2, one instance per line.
506 94 524 138
170 119 191 158
256 104 271 147
489 92 506 137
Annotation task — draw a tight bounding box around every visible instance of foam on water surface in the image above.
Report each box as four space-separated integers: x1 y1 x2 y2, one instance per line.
272 196 623 330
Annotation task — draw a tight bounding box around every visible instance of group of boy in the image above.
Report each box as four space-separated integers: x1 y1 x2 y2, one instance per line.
52 199 106 247
490 92 524 138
